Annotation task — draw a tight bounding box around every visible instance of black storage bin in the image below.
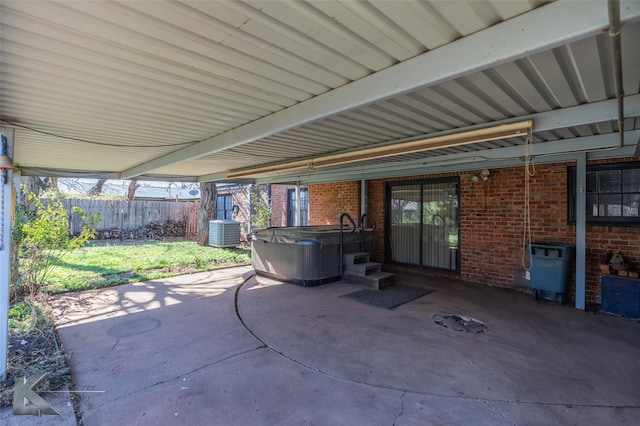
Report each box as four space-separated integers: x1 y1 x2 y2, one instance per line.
528 243 573 304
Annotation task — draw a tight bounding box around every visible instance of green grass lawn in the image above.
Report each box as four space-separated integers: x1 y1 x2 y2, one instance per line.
47 239 251 293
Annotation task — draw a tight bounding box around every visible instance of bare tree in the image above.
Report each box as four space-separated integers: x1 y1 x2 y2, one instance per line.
20 176 57 199
88 178 107 195
59 178 84 193
45 177 58 191
127 179 139 201
197 181 217 246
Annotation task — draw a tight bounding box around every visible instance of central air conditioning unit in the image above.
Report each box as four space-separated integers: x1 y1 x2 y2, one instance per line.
208 220 241 247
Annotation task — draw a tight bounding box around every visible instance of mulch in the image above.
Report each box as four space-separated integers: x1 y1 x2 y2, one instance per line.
0 325 70 406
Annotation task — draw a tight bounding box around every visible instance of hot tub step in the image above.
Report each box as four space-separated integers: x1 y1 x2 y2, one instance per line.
343 252 370 265
343 271 395 290
345 261 381 275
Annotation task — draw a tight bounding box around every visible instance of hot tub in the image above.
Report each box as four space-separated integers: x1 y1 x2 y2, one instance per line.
251 226 375 286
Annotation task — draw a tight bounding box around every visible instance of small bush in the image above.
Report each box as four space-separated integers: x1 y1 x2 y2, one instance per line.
7 300 52 334
11 189 100 301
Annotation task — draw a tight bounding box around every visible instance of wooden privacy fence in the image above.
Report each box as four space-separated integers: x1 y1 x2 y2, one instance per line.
63 199 199 238
186 201 199 238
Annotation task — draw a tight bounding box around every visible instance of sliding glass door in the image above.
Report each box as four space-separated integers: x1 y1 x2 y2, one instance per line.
389 184 421 265
387 178 459 271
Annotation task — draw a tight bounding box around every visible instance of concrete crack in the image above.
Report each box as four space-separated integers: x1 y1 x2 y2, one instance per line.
483 400 517 426
141 345 266 392
234 275 640 412
393 391 406 425
234 275 344 380
86 345 266 412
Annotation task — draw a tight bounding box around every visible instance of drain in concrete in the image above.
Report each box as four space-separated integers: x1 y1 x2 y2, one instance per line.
433 314 488 333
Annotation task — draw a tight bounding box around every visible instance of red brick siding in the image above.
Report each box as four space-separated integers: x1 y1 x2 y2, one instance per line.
308 181 360 225
366 179 386 262
269 184 308 227
579 158 640 301
308 159 640 303
270 185 289 227
459 164 575 292
218 186 249 240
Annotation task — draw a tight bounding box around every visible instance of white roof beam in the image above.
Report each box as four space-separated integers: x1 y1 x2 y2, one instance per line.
260 130 640 185
121 0 640 179
198 94 640 182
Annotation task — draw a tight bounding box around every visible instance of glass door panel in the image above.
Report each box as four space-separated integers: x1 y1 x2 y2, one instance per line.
389 184 421 265
422 183 459 270
387 179 459 271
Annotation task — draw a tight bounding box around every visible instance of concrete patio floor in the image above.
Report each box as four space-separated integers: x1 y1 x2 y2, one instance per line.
7 266 640 425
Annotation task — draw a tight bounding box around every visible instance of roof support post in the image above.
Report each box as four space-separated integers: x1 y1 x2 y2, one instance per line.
360 180 366 223
0 126 15 381
575 153 587 310
295 184 301 227
247 185 253 234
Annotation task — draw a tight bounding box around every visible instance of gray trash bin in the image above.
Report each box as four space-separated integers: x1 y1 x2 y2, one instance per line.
528 243 573 304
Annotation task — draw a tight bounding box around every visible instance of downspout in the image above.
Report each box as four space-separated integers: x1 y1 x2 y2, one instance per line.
608 0 624 149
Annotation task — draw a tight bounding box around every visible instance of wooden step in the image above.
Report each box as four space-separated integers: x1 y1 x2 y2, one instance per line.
343 252 370 265
343 271 395 290
344 261 381 275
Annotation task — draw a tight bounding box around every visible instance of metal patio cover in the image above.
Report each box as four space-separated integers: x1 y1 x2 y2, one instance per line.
1 0 640 184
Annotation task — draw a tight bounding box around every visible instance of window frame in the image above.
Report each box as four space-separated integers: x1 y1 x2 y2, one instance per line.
567 161 640 225
286 188 308 227
384 176 460 272
216 194 234 220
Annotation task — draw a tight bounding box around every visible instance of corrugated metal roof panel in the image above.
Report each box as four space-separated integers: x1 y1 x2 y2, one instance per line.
2 0 640 183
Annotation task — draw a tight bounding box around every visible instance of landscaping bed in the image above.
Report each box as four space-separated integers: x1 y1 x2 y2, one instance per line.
0 302 70 407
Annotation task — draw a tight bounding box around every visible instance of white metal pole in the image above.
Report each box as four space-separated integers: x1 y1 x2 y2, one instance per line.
295 183 301 226
360 179 366 226
1 127 15 381
575 153 586 310
247 184 252 233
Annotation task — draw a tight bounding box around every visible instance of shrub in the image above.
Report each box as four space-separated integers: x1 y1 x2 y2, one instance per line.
250 185 271 230
10 189 100 301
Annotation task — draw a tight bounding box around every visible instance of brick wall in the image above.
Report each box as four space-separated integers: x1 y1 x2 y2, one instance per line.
580 160 640 301
231 188 249 224
584 224 640 301
459 164 574 293
270 185 289 227
366 178 386 262
218 185 249 240
308 181 360 225
309 159 640 304
270 184 309 227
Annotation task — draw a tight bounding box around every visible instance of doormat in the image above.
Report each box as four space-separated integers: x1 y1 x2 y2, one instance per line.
341 285 434 310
